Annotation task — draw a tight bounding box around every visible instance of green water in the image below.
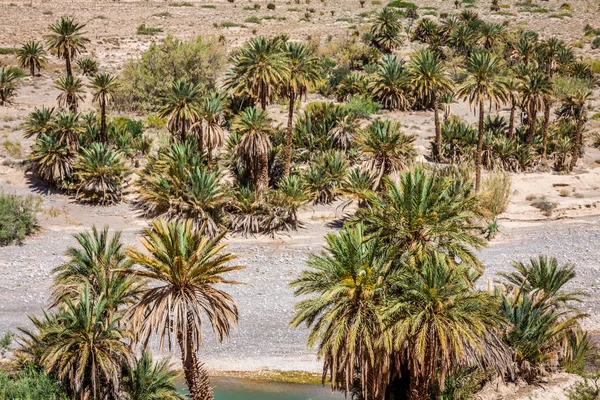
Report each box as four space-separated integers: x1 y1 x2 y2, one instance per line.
179 377 343 400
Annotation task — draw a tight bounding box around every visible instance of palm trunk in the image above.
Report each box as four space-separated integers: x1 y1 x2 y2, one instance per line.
30 63 35 77
476 100 484 192
541 96 551 160
257 151 269 200
65 54 72 78
100 96 107 144
569 105 585 171
177 316 214 400
433 93 443 162
526 104 537 144
508 96 516 139
283 90 295 177
181 121 186 143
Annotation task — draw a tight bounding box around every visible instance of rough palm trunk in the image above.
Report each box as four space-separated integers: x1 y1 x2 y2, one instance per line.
541 95 551 160
508 96 516 139
256 151 269 200
433 93 443 162
29 63 35 77
100 96 107 144
69 93 77 113
283 89 295 177
569 105 585 171
177 316 214 400
65 53 72 78
475 99 485 192
526 104 537 144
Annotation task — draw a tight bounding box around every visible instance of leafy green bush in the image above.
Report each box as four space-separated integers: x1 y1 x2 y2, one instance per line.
592 36 600 49
136 24 163 35
76 57 98 76
0 368 68 400
387 0 417 8
0 193 41 246
113 35 225 112
342 95 382 117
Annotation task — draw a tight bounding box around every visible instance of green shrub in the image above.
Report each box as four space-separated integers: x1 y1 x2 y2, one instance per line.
592 36 600 49
481 172 511 216
0 48 17 55
342 95 382 117
221 21 245 27
0 193 41 246
0 368 68 400
3 140 22 158
245 16 261 23
387 0 417 8
591 60 600 74
136 24 163 35
76 57 99 76
152 11 172 17
201 4 216 7
113 35 225 112
267 2 276 9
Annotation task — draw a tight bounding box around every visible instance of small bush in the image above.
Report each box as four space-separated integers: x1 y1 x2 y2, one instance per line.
592 36 600 49
170 1 194 6
201 4 216 8
566 375 600 400
136 24 163 35
591 60 600 74
481 172 511 216
0 48 17 55
3 140 22 158
0 193 41 246
387 0 417 8
221 21 245 27
76 57 99 76
571 40 584 48
152 11 172 17
245 16 262 23
267 2 276 9
530 196 558 216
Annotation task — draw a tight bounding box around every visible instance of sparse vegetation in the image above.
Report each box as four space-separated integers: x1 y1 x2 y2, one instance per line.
0 193 41 246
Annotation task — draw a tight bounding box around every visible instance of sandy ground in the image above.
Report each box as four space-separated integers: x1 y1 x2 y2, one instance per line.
0 0 600 397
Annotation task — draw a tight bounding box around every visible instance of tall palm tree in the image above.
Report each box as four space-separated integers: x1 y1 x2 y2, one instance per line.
55 75 85 113
282 41 321 177
51 226 139 311
518 71 551 144
192 91 225 166
90 73 118 144
456 51 508 191
45 16 89 77
505 76 519 139
127 219 244 400
538 38 564 159
368 54 410 112
41 287 133 400
224 36 289 110
357 119 416 191
290 225 393 399
232 107 273 199
408 48 453 161
17 40 47 77
0 67 20 106
159 79 202 142
121 351 184 400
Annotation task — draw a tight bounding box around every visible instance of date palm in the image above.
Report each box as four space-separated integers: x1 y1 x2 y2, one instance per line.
192 91 225 166
290 225 393 399
127 218 244 400
29 131 75 185
225 36 289 110
407 48 453 161
370 7 403 53
45 16 89 77
357 119 416 190
17 40 47 77
41 287 133 400
55 75 85 113
90 72 118 144
23 106 55 139
518 71 551 144
121 351 184 400
54 110 84 151
368 54 410 111
282 41 321 177
158 79 202 142
0 67 20 106
232 107 273 199
456 51 508 191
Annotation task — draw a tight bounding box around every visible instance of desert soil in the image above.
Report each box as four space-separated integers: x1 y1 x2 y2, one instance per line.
1 0 600 398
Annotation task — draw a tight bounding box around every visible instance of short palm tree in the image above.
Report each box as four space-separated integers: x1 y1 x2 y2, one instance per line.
282 41 321 177
407 48 453 161
479 22 506 50
0 67 20 106
232 107 273 199
192 91 225 165
370 7 403 53
456 51 508 191
357 119 416 190
368 54 410 111
290 225 393 399
121 351 184 400
518 71 551 144
55 75 85 113
127 218 244 400
41 287 133 400
45 16 89 77
29 131 75 185
23 106 55 139
158 79 202 142
17 40 47 77
54 110 84 150
90 73 118 144
224 36 289 110
51 226 139 311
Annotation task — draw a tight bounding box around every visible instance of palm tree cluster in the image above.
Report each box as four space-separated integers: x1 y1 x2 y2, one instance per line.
16 219 243 400
292 167 590 400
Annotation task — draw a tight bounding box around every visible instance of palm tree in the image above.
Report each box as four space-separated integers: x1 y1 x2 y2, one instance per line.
55 75 85 113
357 119 416 190
192 91 225 166
51 226 139 311
90 73 118 144
45 16 89 77
456 51 508 191
29 131 75 185
41 287 133 400
518 71 551 144
159 79 202 142
0 67 20 106
121 351 184 400
23 106 55 139
407 48 453 161
282 41 321 177
127 218 244 400
370 7 403 53
479 22 505 50
17 40 47 77
232 107 273 199
224 36 289 110
505 76 519 139
368 54 410 111
54 110 84 150
290 225 393 399
538 38 564 159
329 114 360 152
